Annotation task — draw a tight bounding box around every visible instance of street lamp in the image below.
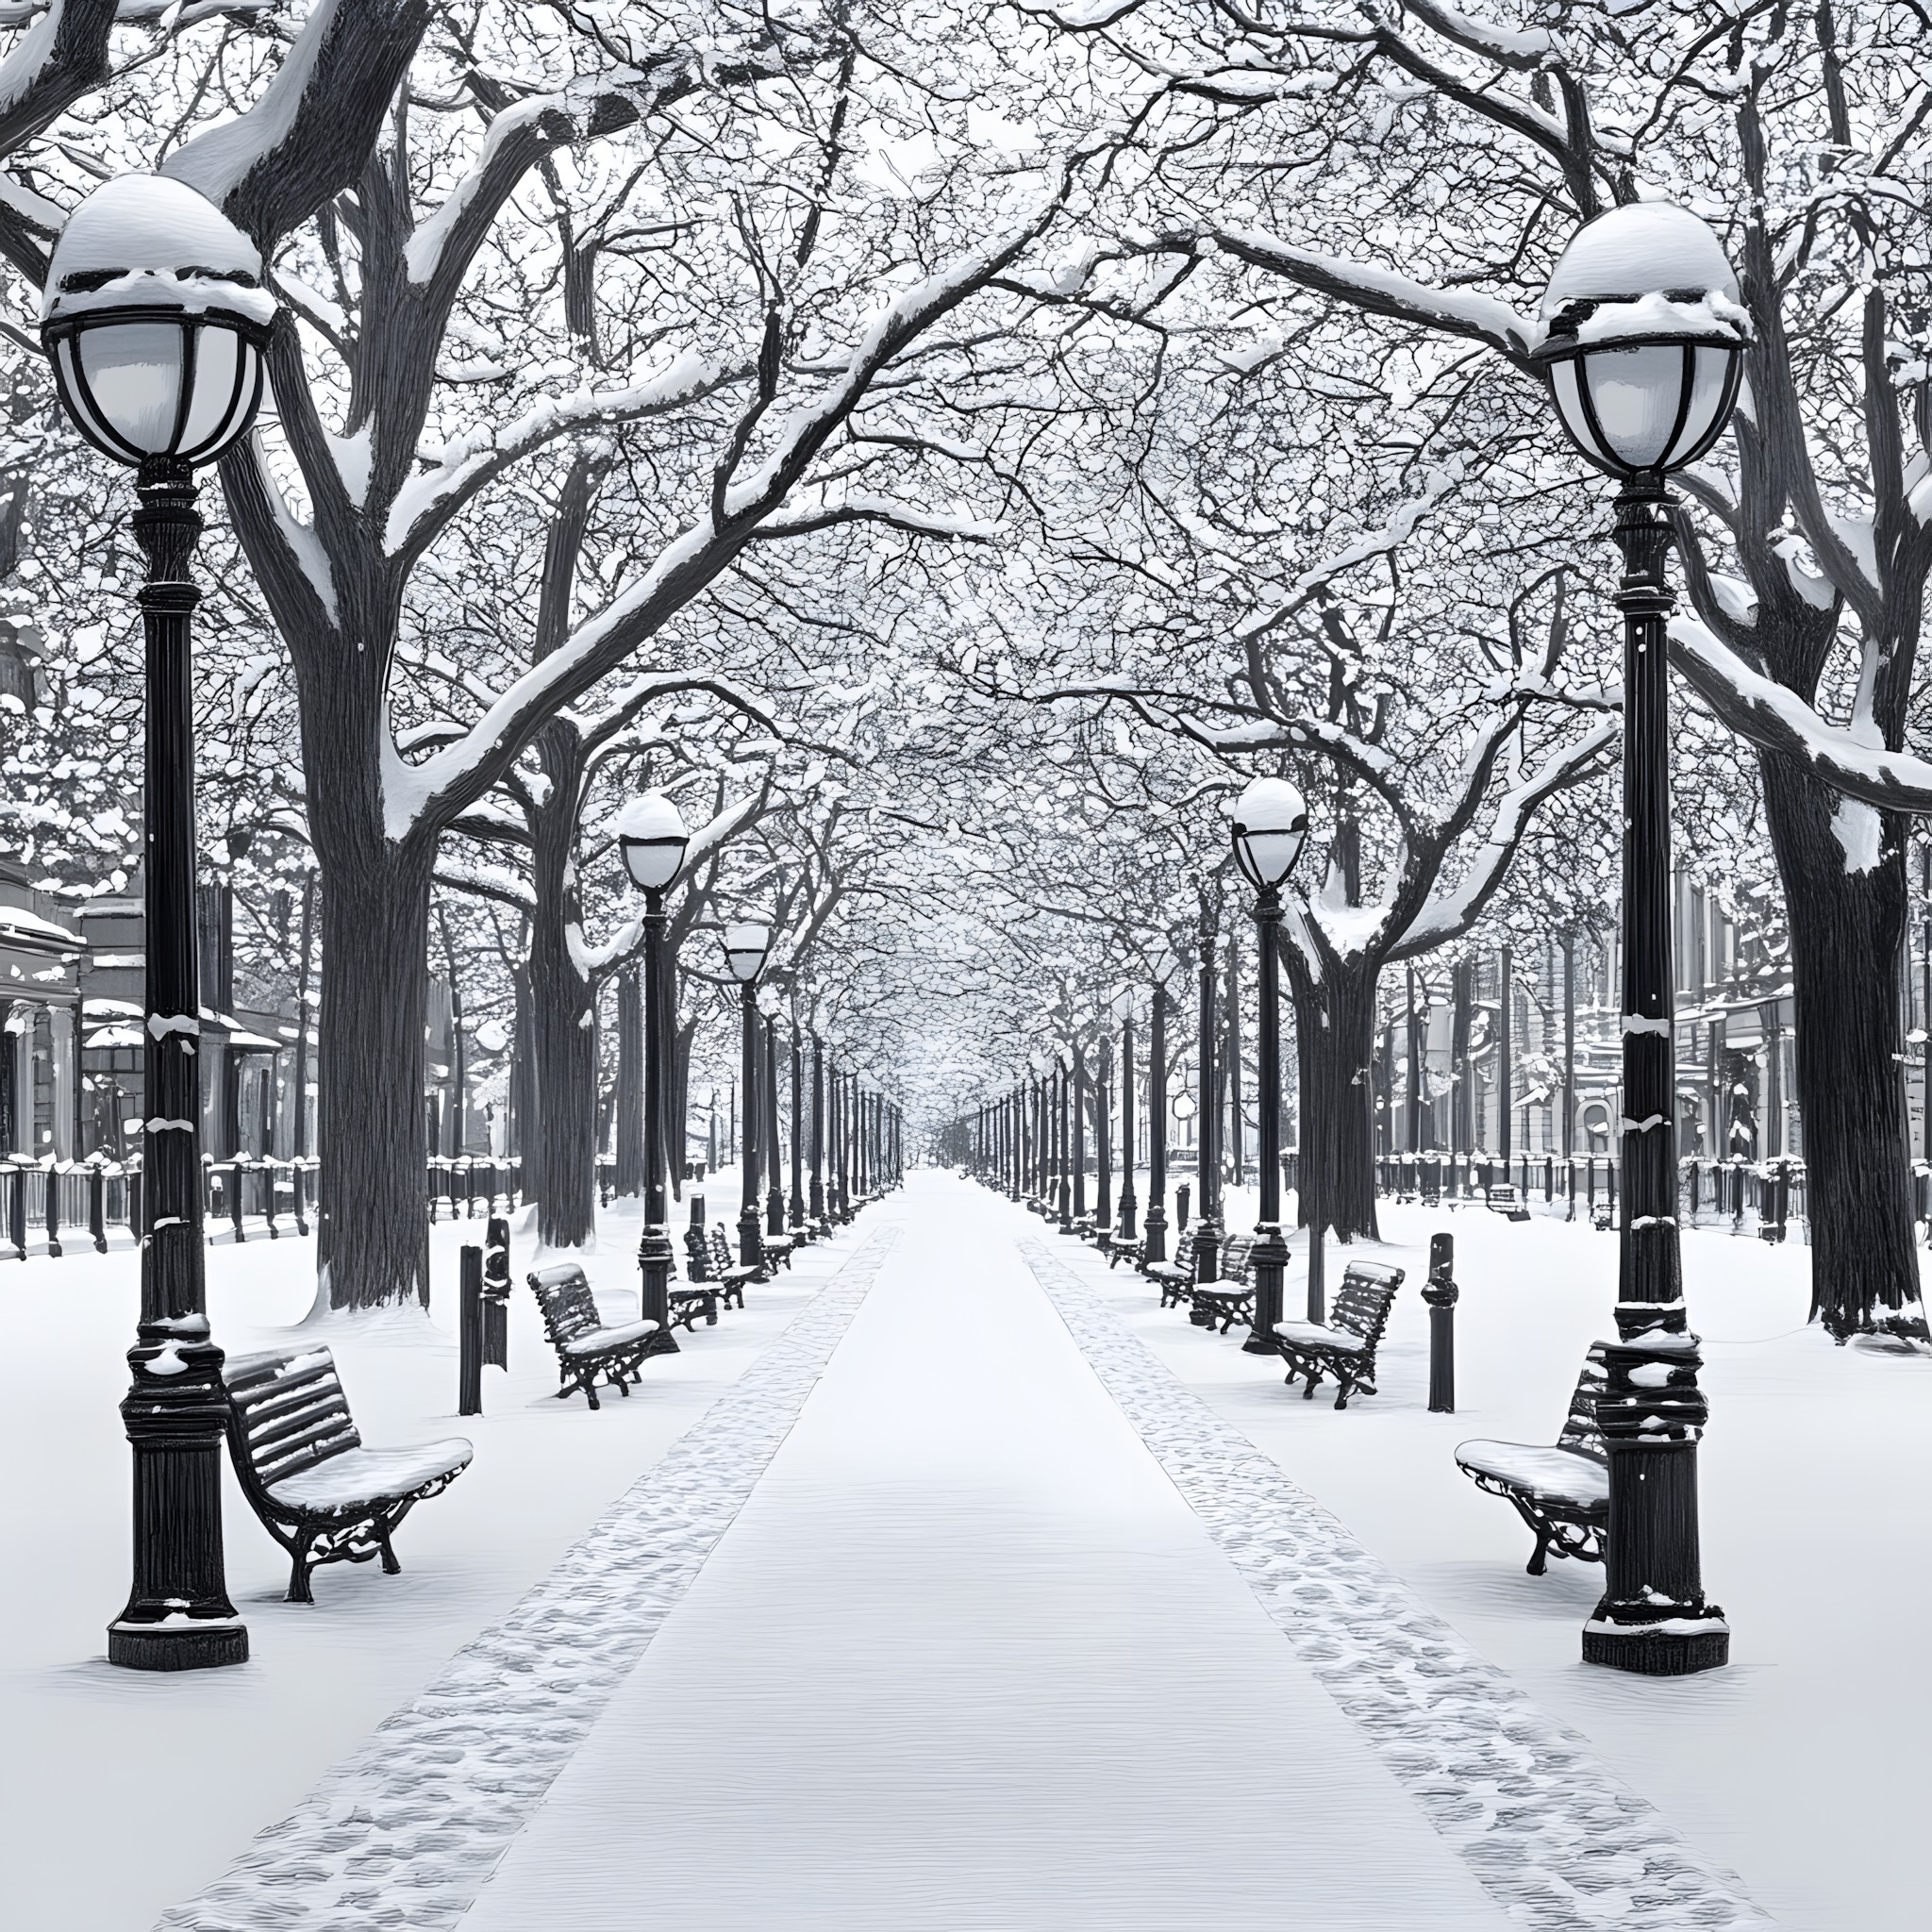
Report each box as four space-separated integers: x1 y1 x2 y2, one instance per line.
1144 937 1175 1262
1534 200 1746 1678
721 919 771 1269
1113 987 1137 1244
759 985 784 1241
1230 778 1309 1355
43 175 277 1672
610 791 690 1352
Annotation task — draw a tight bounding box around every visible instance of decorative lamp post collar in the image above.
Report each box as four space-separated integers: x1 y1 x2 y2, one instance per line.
610 791 689 893
722 920 771 985
1533 202 1749 484
42 175 277 470
1230 776 1309 894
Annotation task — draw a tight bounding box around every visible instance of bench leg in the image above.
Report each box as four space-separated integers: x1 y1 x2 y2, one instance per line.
287 1531 317 1605
1527 1527 1553 1577
377 1522 403 1576
582 1371 602 1411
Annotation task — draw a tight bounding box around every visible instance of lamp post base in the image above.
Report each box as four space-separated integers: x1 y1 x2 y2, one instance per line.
108 1618 249 1672
738 1205 766 1274
1242 1224 1288 1355
1582 1619 1729 1676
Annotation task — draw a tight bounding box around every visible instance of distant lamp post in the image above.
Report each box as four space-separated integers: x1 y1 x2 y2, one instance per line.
1230 776 1309 1355
1535 200 1746 1678
611 791 690 1351
1113 987 1138 1243
1144 937 1176 1262
721 920 772 1268
43 175 277 1672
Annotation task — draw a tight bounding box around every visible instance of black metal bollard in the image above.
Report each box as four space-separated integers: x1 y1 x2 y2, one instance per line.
231 1158 245 1243
458 1242 484 1416
1176 1182 1191 1231
90 1161 108 1254
1424 1230 1457 1414
483 1214 510 1369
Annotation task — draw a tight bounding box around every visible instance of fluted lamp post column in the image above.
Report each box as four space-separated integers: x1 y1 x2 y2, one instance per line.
42 175 279 1671
1144 937 1175 1264
1534 201 1746 1676
1229 777 1310 1356
721 920 772 1272
613 791 691 1356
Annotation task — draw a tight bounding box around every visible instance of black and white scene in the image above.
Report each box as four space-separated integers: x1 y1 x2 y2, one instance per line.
1 2 1926 1927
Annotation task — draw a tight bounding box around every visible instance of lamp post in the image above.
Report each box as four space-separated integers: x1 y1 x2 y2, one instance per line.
762 993 784 1239
1115 990 1138 1242
1229 777 1310 1355
1195 890 1222 1286
1535 201 1745 1676
789 1012 806 1235
43 175 277 1671
1145 939 1174 1263
722 920 772 1270
613 791 691 1352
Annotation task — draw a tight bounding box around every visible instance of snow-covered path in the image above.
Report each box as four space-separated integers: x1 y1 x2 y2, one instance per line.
145 1173 1787 1931
458 1172 1514 1930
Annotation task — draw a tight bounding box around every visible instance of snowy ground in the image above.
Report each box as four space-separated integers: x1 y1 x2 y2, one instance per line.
1086 1175 1931 1932
2 1172 1924 1929
0 1179 845 1932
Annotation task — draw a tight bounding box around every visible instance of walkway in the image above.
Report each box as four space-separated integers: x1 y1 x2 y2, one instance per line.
161 1174 1773 1931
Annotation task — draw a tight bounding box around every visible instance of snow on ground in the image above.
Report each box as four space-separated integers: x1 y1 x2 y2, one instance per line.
1081 1173 1931 1932
0 1174 837 1932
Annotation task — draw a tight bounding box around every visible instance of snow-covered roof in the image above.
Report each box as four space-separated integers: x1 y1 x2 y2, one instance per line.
0 903 83 946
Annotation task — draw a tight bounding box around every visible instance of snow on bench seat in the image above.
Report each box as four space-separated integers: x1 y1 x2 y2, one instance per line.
1452 1441 1608 1509
1274 1318 1368 1355
558 1318 659 1357
268 1439 475 1514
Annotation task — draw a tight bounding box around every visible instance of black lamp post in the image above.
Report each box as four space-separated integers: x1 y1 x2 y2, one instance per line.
1145 938 1174 1263
809 1033 826 1225
762 996 784 1239
1195 891 1222 1286
43 175 276 1672
721 920 771 1269
1116 991 1138 1242
613 791 691 1354
1535 201 1745 1676
789 1013 806 1235
1229 778 1311 1356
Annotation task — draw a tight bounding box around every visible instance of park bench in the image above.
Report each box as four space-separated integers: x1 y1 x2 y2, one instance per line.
225 1345 473 1604
707 1225 761 1307
1485 1181 1532 1223
527 1263 662 1409
1144 1227 1199 1308
1455 1345 1610 1575
1271 1260 1407 1408
1187 1234 1257 1334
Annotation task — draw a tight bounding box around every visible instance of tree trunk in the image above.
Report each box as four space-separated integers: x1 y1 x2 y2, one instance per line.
314 836 436 1308
614 965 642 1195
1285 943 1380 1242
1450 956 1474 1157
526 720 596 1248
1760 750 1925 1338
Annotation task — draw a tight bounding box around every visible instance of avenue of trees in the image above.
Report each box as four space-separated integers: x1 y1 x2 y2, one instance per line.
0 2 1926 1342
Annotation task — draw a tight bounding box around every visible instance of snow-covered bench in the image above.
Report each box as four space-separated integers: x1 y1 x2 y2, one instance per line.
706 1225 763 1305
1187 1234 1256 1334
1272 1261 1407 1408
1485 1182 1532 1222
527 1263 662 1409
225 1346 472 1604
1455 1346 1610 1574
1145 1227 1199 1307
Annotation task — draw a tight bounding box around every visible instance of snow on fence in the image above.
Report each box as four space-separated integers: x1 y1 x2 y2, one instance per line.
0 1154 525 1261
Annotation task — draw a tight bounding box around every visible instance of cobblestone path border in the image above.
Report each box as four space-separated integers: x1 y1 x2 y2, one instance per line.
1021 1238 1774 1932
158 1228 899 1932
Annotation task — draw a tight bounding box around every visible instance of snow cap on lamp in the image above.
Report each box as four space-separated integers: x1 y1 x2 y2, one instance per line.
1535 202 1749 480
42 174 277 468
721 920 772 984
609 791 689 892
1230 775 1309 891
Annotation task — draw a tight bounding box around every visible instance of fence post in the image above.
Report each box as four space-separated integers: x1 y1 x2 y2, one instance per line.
44 1161 61 1259
1424 1230 1457 1414
230 1157 245 1244
483 1214 510 1369
458 1242 484 1417
90 1160 108 1253
263 1159 279 1240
